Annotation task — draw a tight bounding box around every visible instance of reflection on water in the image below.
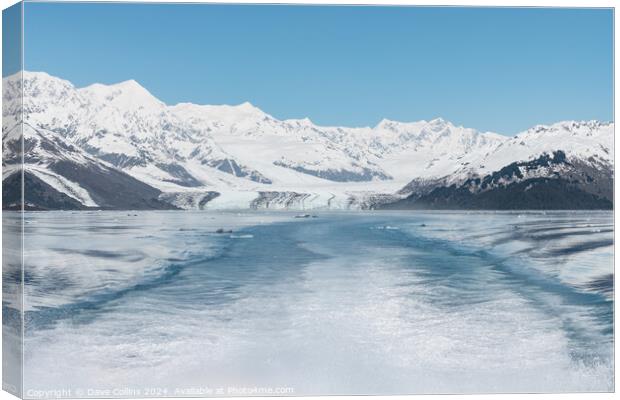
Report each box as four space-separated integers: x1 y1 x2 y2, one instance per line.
3 210 614 395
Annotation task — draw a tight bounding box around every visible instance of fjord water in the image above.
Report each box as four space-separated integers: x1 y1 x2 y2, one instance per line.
10 211 613 394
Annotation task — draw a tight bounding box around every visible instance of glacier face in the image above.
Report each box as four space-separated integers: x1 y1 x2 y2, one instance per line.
2 71 614 210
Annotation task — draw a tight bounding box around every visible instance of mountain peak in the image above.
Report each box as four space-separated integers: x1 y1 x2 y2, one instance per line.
115 79 142 89
20 70 76 90
235 101 265 115
108 78 155 98
15 71 81 106
80 78 164 111
238 101 254 108
525 120 614 137
375 118 403 130
428 117 450 128
22 70 59 80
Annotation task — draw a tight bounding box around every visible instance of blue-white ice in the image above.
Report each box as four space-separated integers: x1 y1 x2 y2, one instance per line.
6 210 613 395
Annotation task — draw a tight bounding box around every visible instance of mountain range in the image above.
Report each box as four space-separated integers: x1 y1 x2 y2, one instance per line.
2 71 614 210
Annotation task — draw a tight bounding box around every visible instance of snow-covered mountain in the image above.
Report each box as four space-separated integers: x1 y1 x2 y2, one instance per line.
2 71 614 210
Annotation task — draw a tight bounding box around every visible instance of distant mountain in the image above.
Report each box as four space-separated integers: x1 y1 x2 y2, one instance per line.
383 151 612 210
387 121 614 210
2 71 614 210
2 123 175 210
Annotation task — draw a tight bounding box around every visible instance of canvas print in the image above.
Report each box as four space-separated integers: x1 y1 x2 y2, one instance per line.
2 2 614 397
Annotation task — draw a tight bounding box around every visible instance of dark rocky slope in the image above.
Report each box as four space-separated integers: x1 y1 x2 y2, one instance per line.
381 152 613 210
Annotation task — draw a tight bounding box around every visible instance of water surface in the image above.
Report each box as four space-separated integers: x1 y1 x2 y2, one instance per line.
5 210 613 395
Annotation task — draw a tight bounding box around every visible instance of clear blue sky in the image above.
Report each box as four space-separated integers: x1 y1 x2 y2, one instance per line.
14 3 615 134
